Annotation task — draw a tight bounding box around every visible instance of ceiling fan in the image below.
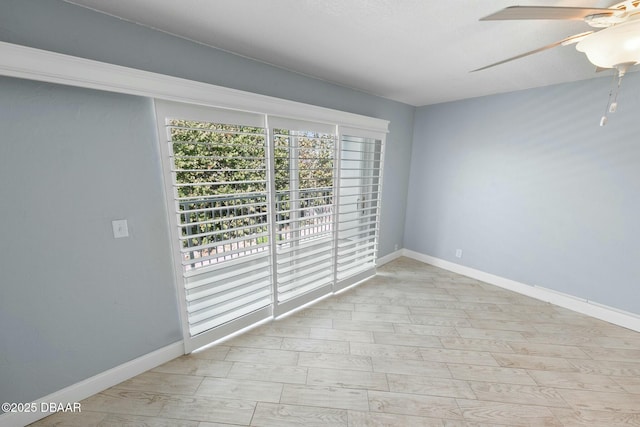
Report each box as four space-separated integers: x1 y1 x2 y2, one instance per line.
474 1 640 125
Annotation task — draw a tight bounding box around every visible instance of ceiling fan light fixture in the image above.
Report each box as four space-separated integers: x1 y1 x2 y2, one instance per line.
477 2 640 125
576 19 640 68
624 36 640 50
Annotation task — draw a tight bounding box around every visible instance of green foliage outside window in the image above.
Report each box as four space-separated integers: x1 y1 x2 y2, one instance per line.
169 120 334 262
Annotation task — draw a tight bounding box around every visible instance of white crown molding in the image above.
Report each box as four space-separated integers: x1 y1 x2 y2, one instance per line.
402 249 640 333
0 341 183 427
0 41 388 133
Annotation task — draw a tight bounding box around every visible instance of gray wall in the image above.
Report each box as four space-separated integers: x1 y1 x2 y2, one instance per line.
0 0 414 404
407 72 640 314
0 77 182 403
0 0 414 258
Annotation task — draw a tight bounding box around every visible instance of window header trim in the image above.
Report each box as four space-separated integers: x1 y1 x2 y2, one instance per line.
0 41 389 134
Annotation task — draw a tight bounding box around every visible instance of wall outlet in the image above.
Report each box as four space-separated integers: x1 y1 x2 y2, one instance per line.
394 244 399 251
455 249 463 258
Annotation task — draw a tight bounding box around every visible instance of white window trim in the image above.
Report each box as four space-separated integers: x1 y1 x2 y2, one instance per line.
0 41 389 133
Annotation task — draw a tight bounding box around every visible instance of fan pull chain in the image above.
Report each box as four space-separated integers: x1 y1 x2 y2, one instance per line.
600 64 630 127
600 70 618 126
609 70 625 113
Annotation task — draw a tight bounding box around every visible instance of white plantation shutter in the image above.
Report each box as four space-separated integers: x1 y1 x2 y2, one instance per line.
268 117 337 314
335 128 385 290
156 102 387 352
156 101 273 351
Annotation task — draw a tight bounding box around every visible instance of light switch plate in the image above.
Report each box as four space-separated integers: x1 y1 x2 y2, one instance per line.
112 219 129 238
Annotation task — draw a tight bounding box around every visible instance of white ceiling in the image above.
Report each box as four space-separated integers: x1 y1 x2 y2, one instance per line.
65 0 616 106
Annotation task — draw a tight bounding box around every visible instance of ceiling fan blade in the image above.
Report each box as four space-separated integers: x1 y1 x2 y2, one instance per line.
471 32 594 72
480 6 615 21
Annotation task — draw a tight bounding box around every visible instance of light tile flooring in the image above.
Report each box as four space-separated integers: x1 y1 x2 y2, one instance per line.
31 257 640 426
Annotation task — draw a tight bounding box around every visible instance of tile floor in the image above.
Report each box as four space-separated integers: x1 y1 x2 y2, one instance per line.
30 257 640 426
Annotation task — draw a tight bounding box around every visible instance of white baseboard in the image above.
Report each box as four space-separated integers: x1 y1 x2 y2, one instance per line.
402 249 640 333
377 249 403 267
0 341 184 427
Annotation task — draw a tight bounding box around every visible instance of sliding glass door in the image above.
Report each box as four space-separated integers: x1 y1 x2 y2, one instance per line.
269 118 337 315
156 101 385 352
335 129 384 290
156 102 274 351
